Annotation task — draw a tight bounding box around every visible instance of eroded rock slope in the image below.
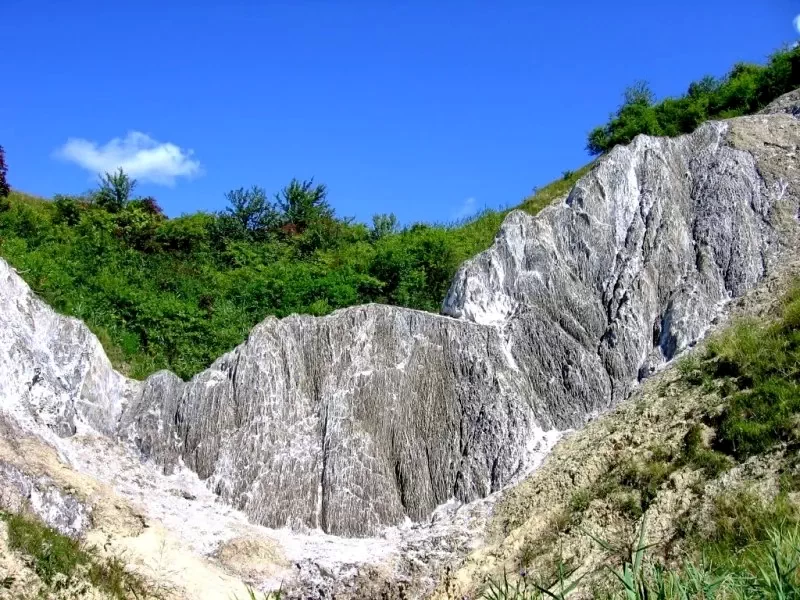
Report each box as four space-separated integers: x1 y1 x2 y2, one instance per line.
2 95 799 539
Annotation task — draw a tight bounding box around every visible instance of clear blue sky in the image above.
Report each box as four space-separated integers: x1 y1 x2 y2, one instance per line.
1 1 798 225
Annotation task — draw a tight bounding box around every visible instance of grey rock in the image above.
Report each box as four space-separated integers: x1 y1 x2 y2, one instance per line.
0 461 90 537
2 91 800 539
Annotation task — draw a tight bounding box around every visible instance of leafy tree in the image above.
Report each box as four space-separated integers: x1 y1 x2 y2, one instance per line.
95 168 136 212
0 145 9 199
276 178 333 233
622 81 655 107
223 186 278 239
370 213 399 241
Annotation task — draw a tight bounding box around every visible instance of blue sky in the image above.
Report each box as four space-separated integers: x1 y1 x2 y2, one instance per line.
1 1 798 225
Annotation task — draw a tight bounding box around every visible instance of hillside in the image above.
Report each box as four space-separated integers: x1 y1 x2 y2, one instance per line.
0 44 800 600
0 170 587 381
1 47 798 382
436 256 800 599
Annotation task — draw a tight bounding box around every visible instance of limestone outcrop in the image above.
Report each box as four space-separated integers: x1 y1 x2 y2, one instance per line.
1 94 799 538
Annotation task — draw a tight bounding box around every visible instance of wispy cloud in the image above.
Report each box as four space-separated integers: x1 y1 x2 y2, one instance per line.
453 197 478 220
55 131 202 186
795 14 800 35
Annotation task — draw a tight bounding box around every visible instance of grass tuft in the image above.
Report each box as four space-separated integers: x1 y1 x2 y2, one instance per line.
2 511 153 598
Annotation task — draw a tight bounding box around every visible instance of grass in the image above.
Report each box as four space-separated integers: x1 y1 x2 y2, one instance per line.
518 164 593 216
484 518 800 599
683 282 800 460
2 510 153 599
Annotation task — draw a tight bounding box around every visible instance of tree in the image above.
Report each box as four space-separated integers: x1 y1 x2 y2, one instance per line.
370 213 398 241
276 178 333 233
622 81 655 108
95 168 136 212
0 145 10 198
223 186 279 238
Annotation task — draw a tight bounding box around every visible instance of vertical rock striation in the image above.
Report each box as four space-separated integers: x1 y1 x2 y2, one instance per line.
1 96 799 537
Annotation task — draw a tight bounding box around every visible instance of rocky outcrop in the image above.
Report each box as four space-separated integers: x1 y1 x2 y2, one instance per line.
0 259 138 438
444 114 800 424
118 305 554 536
1 94 799 539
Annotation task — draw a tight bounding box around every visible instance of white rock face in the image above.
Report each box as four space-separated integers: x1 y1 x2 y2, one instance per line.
0 259 138 437
1 97 799 541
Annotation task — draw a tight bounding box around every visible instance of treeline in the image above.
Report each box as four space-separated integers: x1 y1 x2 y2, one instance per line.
587 44 800 154
0 163 531 379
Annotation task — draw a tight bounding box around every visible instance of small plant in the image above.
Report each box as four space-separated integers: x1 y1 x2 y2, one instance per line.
1 511 153 598
95 167 137 213
569 489 592 513
562 170 574 181
53 194 82 226
235 584 283 599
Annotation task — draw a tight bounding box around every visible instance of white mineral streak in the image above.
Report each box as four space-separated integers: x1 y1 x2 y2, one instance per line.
1 94 799 597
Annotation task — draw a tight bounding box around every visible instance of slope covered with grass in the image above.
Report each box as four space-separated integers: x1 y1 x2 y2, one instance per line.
0 169 587 380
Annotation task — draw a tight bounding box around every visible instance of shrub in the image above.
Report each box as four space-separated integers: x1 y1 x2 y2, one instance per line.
587 45 800 155
95 168 136 213
53 194 83 226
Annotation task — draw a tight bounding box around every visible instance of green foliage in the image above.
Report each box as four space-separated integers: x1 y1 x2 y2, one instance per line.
223 185 279 240
587 45 800 155
370 213 399 241
519 165 592 215
679 284 800 460
95 167 136 213
275 178 332 233
679 425 732 478
0 157 588 381
1 511 151 598
485 516 800 599
53 194 83 226
235 585 283 600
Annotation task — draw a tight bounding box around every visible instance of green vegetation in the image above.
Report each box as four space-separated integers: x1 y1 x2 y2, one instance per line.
487 279 800 599
587 45 800 154
679 282 800 461
1 44 795 381
0 144 9 201
485 517 800 599
1 510 152 598
0 165 587 380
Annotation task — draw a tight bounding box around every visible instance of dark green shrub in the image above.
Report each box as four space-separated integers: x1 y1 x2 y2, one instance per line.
587 45 800 155
53 194 83 226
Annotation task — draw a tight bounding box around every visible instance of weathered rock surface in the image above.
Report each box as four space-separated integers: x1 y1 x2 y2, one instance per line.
444 116 800 425
1 93 799 542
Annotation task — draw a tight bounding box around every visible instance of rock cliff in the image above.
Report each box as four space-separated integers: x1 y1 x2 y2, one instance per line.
1 96 799 539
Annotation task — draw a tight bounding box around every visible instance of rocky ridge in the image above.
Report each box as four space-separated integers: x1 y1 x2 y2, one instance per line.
0 91 799 597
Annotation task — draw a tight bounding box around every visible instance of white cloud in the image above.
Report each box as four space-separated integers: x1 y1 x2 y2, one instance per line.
795 14 800 35
56 131 202 186
453 197 477 220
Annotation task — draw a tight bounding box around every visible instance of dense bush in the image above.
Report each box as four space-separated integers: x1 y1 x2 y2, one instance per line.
0 168 582 380
587 45 800 155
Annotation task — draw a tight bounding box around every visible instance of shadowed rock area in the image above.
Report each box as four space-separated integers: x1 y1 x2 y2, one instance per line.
1 94 799 538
